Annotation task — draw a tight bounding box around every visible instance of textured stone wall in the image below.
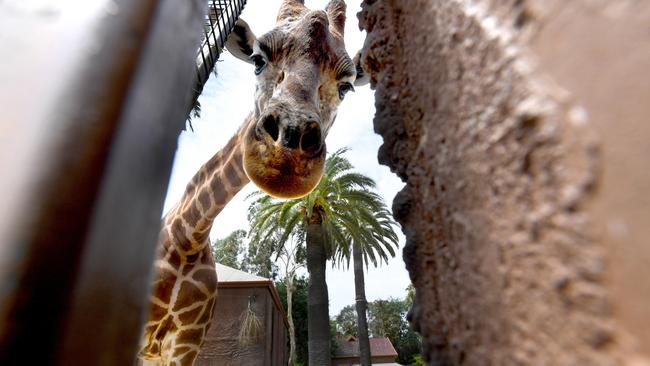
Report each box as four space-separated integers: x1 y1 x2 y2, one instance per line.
357 0 650 364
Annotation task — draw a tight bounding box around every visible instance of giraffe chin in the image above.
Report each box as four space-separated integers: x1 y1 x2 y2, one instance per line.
243 143 325 199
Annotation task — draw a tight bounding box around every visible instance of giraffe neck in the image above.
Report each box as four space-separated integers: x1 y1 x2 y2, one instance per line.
163 116 253 256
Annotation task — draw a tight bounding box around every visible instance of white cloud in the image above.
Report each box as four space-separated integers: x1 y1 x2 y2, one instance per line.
163 0 409 317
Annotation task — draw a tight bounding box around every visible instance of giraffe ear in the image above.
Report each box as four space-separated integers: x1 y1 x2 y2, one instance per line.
352 49 370 86
225 19 257 63
325 0 346 36
277 0 306 22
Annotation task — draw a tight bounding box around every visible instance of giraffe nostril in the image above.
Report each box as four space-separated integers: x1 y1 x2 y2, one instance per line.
262 114 279 142
283 126 301 149
300 122 322 153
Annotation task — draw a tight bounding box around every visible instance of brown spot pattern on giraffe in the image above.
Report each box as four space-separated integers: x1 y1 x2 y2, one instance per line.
224 162 242 187
192 268 218 293
165 245 182 268
173 281 208 311
182 203 201 228
154 268 177 304
172 346 192 357
149 342 159 355
196 299 215 325
155 315 177 341
171 218 192 252
149 301 168 321
179 351 198 365
233 151 243 169
209 176 227 204
192 230 209 243
181 264 194 276
178 305 203 324
185 252 200 262
176 328 204 346
198 190 211 209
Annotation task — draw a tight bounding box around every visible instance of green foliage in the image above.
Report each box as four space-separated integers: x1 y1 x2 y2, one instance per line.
405 283 416 308
413 354 427 365
276 276 309 365
335 293 422 364
330 319 340 357
211 228 280 279
396 329 422 365
210 229 246 268
368 298 421 364
368 298 405 339
247 148 398 266
247 148 400 362
240 231 279 280
246 191 306 258
335 305 358 337
332 202 399 271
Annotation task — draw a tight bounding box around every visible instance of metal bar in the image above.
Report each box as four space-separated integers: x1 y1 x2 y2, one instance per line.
208 0 223 54
0 0 205 364
199 37 210 84
203 27 216 74
215 0 228 48
228 0 236 33
189 0 247 113
196 64 205 91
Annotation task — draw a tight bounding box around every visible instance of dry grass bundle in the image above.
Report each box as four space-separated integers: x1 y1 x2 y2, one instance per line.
238 296 262 347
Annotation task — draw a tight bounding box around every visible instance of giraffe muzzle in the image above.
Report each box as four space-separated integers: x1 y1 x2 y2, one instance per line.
258 113 324 157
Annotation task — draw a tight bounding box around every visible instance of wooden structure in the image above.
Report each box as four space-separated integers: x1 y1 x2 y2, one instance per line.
196 264 288 366
331 336 399 365
0 0 244 364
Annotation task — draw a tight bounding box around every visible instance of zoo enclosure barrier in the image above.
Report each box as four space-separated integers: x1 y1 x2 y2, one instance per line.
192 0 248 112
0 0 245 364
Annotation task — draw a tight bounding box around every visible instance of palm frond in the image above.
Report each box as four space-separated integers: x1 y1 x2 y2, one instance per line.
245 147 400 281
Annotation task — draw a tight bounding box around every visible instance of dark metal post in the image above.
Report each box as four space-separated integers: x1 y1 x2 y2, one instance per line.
0 0 205 364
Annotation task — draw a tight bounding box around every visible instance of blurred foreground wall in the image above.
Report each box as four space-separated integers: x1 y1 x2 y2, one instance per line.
358 0 650 364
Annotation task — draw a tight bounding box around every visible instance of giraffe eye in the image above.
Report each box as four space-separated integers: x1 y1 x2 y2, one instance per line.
251 55 267 75
338 82 354 100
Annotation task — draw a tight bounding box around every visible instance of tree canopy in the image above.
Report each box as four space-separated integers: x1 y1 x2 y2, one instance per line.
334 291 422 364
335 305 358 337
210 229 246 268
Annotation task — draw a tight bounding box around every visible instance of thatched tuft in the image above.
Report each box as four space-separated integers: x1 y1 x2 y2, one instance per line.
238 296 262 347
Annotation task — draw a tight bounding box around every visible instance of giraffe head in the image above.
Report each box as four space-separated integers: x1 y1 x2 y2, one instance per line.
226 0 366 198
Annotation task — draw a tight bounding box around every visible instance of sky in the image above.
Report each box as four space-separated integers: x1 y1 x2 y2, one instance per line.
163 0 409 317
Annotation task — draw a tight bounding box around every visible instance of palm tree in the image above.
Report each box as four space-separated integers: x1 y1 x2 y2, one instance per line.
246 197 302 364
247 148 396 365
333 194 399 365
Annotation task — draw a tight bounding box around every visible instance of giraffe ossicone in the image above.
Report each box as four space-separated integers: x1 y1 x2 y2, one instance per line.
138 1 368 365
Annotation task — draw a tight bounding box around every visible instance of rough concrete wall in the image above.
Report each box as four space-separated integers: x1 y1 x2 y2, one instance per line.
357 0 650 364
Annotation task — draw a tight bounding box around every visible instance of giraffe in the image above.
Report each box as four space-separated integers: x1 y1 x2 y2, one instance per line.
137 1 368 365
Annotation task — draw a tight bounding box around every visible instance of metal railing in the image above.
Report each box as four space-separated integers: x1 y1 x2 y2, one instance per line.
0 0 246 363
191 0 247 112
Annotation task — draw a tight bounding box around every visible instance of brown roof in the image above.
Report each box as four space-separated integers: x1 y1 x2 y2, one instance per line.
332 337 398 359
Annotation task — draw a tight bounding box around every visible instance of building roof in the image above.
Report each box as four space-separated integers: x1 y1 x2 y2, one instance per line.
215 263 269 283
332 336 398 359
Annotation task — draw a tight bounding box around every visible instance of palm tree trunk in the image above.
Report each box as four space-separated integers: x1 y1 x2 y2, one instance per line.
306 219 330 365
286 272 296 366
353 241 372 366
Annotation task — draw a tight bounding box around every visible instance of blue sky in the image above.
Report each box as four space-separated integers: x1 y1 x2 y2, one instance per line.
163 0 410 316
